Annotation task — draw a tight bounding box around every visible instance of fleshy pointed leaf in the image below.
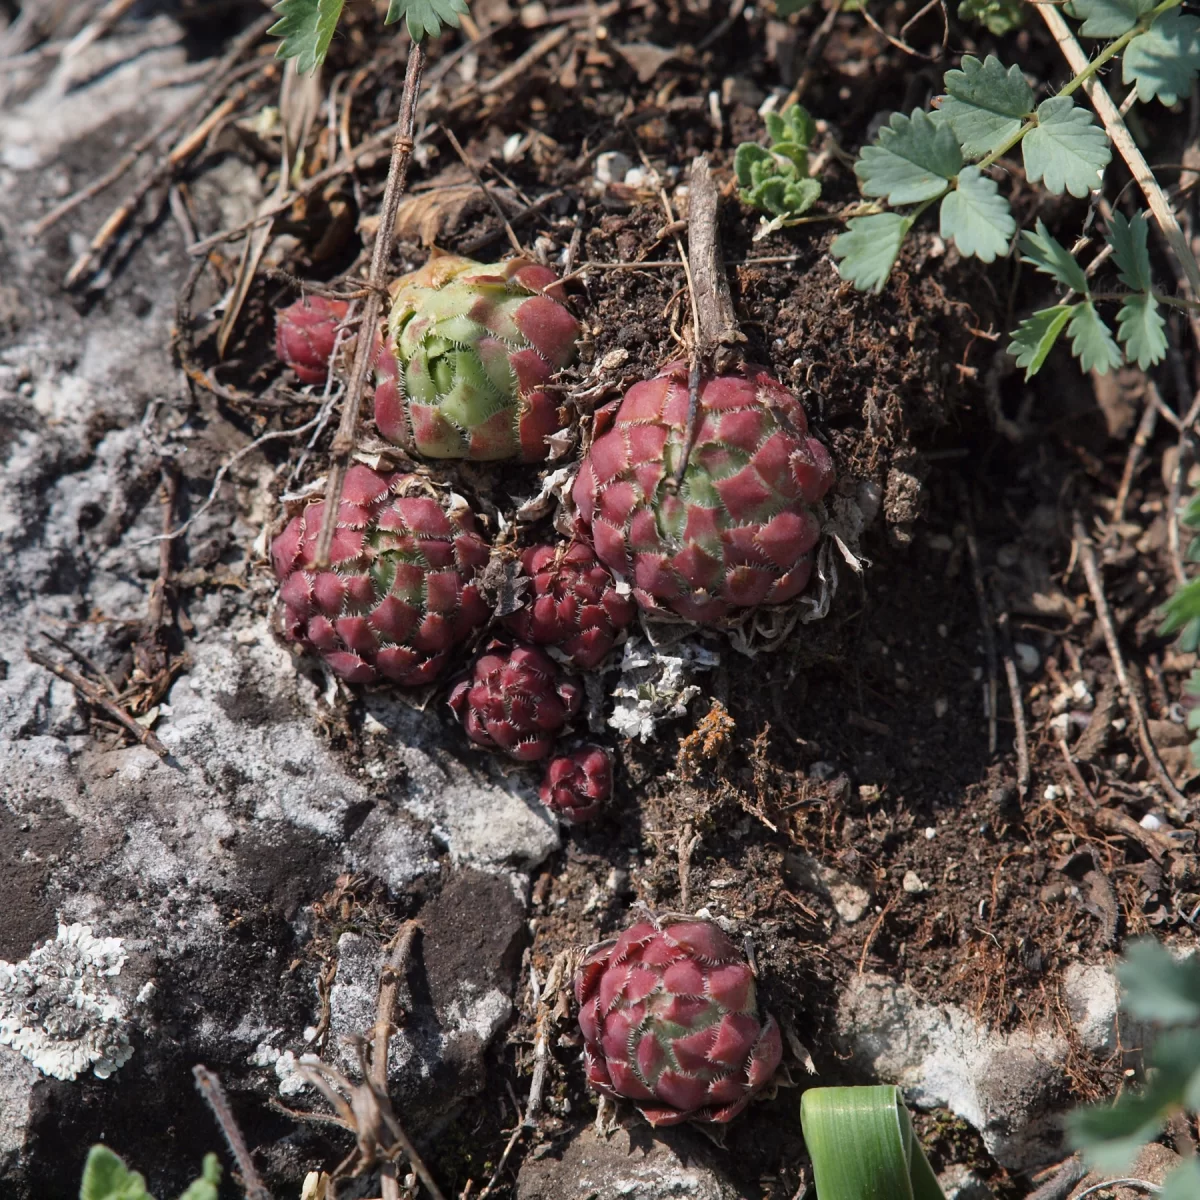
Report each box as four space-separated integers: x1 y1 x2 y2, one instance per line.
939 166 1015 262
1117 294 1167 369
1067 302 1122 374
1019 220 1089 293
383 0 469 41
1023 97 1110 197
1107 209 1153 291
1123 10 1200 106
855 109 962 205
1009 305 1073 379
735 143 773 187
1065 0 1155 37
268 0 346 73
831 212 912 294
939 55 1034 158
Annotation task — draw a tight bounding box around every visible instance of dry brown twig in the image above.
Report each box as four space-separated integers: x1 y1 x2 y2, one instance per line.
193 1065 274 1200
313 42 426 570
1072 512 1191 817
442 125 523 255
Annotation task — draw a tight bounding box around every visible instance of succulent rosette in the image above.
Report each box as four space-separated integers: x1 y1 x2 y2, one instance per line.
448 643 582 761
504 543 636 669
275 295 350 384
374 255 580 461
574 914 782 1126
573 360 835 624
271 465 490 687
540 745 612 823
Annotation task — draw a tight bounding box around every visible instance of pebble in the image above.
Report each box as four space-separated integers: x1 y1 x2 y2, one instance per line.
595 151 633 185
1013 642 1040 673
902 871 927 895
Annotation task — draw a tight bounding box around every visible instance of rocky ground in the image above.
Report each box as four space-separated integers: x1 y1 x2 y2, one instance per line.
1 2 1197 1199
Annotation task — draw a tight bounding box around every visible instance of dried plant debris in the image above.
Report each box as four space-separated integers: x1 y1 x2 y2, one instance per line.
608 635 720 743
0 924 132 1082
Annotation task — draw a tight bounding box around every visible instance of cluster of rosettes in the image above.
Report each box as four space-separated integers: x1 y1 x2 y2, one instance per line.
271 260 828 1129
574 914 782 1126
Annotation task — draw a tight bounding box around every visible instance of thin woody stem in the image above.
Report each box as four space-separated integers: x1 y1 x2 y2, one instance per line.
313 40 426 568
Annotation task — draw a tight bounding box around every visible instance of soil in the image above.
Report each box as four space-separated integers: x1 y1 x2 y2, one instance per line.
4 0 1200 1196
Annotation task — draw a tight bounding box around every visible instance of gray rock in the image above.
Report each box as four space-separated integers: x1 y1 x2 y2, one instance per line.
838 973 1066 1170
516 1126 748 1200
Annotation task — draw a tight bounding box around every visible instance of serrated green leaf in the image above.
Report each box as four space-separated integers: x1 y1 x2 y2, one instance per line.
1106 209 1153 290
1009 305 1073 378
1019 219 1089 293
384 0 469 42
939 55 1034 158
957 0 1026 35
1162 1162 1200 1200
1124 10 1200 106
856 109 962 205
1120 941 1200 1023
1117 293 1167 369
939 166 1015 262
766 104 816 149
1067 302 1122 373
1160 577 1200 637
80 1146 155 1200
1067 1089 1173 1172
1023 97 1111 197
268 0 346 74
831 212 912 294
1065 0 1155 37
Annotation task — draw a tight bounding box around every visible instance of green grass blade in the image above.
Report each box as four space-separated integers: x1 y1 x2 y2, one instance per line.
801 1086 947 1200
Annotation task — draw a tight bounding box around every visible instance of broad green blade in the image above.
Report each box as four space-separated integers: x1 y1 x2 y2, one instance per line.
801 1086 947 1200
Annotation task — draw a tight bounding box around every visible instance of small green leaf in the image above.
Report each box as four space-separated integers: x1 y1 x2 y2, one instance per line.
384 0 469 42
735 143 773 187
1159 577 1200 638
956 0 1026 35
1117 294 1167 369
1065 0 1155 37
1068 1090 1172 1173
939 166 1015 262
268 0 346 74
1023 97 1111 197
1008 305 1073 378
1162 1162 1200 1200
766 104 817 149
1067 302 1122 373
856 109 962 205
1019 220 1089 294
80 1146 155 1200
1119 940 1200 1022
831 212 912 294
177 1155 222 1200
1106 210 1153 291
939 55 1034 159
1124 10 1200 106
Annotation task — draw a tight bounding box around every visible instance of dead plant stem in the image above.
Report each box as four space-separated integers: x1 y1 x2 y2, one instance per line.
314 41 425 569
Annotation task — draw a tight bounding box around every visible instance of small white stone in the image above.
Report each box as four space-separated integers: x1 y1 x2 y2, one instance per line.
1014 642 1040 674
902 871 927 895
925 826 937 840
1043 784 1062 800
1140 812 1163 831
934 697 949 719
595 151 633 185
623 166 656 189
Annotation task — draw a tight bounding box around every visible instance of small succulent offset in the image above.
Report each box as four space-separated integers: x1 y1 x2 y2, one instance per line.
449 642 582 760
540 745 612 823
504 543 636 669
575 914 782 1125
275 295 351 385
272 465 490 687
374 255 580 461
734 104 821 221
574 361 834 624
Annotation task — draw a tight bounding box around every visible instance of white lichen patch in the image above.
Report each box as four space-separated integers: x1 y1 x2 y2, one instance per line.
0 924 132 1081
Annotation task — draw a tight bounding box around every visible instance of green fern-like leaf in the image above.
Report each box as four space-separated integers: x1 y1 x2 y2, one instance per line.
939 55 1034 159
831 212 912 293
1106 210 1154 291
939 166 1015 262
268 0 346 73
1066 302 1122 373
1066 0 1156 37
384 0 469 41
1019 220 1090 294
1123 9 1200 106
1009 304 1074 379
855 109 962 206
1023 97 1111 198
1116 293 1167 369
